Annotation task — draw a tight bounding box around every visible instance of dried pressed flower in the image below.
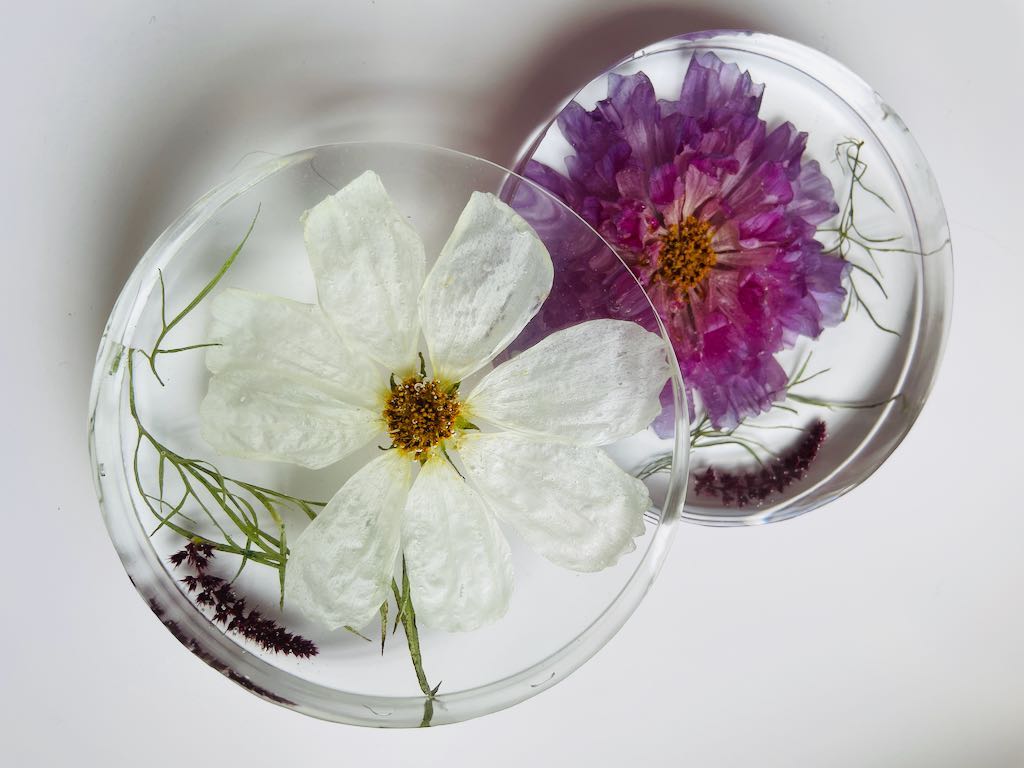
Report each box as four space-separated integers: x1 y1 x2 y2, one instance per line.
170 545 318 658
199 171 669 633
169 540 213 571
525 54 849 430
692 420 826 506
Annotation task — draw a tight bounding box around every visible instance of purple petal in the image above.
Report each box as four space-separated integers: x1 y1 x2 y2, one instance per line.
557 101 634 199
790 159 840 226
679 315 789 429
675 52 764 121
726 161 794 218
523 159 581 209
649 162 680 206
598 73 662 165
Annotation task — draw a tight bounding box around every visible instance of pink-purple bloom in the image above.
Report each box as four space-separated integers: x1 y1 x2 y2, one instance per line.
523 52 848 429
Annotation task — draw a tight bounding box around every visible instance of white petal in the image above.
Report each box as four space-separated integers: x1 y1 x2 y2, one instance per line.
402 457 513 632
419 192 553 383
467 319 670 446
206 288 382 409
459 432 648 572
200 368 381 469
303 171 425 373
285 451 411 630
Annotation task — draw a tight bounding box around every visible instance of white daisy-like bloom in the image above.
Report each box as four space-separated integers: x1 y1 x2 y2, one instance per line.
199 171 671 633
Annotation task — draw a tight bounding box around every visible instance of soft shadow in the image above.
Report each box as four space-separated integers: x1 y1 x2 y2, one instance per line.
91 4 775 344
90 35 467 340
97 4 774 323
474 3 768 167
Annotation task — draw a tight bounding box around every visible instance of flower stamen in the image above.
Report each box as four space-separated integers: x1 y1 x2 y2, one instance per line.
383 376 461 458
651 216 717 298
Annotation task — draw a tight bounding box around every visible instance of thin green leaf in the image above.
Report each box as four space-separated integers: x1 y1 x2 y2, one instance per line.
148 205 260 381
155 342 223 356
345 626 373 642
394 558 436 700
158 268 167 328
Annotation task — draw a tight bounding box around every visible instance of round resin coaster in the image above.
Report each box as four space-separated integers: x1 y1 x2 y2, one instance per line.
89 143 689 727
513 30 952 525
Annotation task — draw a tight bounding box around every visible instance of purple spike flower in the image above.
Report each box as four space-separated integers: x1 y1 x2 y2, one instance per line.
692 420 827 506
524 53 848 429
170 544 318 659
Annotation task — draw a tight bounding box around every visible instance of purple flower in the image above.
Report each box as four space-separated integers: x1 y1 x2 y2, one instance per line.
523 53 847 429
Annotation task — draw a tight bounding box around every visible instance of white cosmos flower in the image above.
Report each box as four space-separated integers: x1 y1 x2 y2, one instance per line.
199 170 671 633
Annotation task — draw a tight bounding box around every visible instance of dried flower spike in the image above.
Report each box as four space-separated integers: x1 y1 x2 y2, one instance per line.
693 420 826 507
169 540 213 571
170 544 318 658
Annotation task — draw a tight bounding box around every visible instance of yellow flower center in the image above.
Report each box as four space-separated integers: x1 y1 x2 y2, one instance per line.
651 216 717 297
383 376 461 458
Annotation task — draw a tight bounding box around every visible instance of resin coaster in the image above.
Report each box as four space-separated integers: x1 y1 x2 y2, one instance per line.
90 143 689 727
513 30 952 525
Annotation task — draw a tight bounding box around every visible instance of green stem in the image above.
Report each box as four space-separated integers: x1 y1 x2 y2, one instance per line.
391 560 437 702
148 206 259 383
127 349 297 586
420 698 435 729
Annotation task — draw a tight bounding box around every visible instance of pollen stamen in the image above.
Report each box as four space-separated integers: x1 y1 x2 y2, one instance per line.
651 216 717 298
383 376 461 458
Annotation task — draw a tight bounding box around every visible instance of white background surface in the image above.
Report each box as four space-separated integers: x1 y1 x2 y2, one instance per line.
3 0 1022 765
